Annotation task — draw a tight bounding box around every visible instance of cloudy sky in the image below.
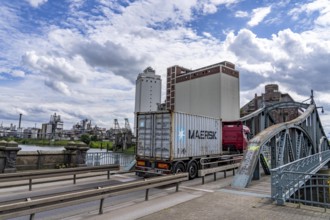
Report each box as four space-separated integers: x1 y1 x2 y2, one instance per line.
0 0 330 134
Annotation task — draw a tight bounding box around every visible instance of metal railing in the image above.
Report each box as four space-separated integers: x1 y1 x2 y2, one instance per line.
0 173 188 220
271 150 330 205
199 154 242 184
0 164 119 191
86 152 135 168
272 172 330 209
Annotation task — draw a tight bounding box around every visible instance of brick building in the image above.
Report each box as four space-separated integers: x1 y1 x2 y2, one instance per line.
240 84 299 123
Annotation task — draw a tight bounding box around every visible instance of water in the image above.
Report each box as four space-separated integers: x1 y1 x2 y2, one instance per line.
19 144 109 152
18 144 135 168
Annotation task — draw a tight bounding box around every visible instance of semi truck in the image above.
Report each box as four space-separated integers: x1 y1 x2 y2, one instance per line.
135 111 248 179
222 121 250 153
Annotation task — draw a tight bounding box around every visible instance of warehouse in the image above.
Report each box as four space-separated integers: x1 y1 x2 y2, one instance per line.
165 61 240 121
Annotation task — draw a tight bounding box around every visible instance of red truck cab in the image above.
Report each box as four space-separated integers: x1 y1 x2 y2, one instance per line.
222 121 250 153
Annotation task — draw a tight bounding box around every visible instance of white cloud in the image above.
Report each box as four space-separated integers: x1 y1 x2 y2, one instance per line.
22 51 84 84
289 0 330 27
10 70 25 78
235 10 249 18
44 80 71 96
199 0 240 14
203 32 212 38
1 0 330 135
248 6 272 27
26 0 48 8
202 4 218 14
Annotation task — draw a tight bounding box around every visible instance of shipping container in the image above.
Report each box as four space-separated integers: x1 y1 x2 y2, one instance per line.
136 111 222 179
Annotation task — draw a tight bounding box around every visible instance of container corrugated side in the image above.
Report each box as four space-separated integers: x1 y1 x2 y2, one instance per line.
172 112 222 159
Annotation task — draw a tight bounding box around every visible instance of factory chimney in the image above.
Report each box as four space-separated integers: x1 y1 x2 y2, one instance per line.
18 113 22 129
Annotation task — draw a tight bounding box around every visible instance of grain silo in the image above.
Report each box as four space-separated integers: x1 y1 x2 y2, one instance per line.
165 61 239 121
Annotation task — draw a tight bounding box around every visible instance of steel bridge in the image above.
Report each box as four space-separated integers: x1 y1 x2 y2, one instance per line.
232 94 330 201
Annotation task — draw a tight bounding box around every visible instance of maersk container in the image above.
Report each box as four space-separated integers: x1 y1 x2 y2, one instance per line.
136 111 222 160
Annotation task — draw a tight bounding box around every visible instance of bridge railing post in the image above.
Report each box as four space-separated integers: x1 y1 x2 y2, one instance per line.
271 167 286 206
276 171 286 205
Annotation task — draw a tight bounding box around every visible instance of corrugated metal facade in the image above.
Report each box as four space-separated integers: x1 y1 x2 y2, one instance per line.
137 111 221 160
166 61 240 121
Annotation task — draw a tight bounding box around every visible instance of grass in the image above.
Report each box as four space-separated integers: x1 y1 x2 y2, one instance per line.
123 145 135 154
89 141 113 150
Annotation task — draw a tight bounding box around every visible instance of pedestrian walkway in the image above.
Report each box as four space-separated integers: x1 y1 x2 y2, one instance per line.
137 174 329 220
139 188 330 220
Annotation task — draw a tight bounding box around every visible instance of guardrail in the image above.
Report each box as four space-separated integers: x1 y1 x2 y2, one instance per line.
271 150 330 205
0 164 120 191
199 155 242 184
0 173 188 220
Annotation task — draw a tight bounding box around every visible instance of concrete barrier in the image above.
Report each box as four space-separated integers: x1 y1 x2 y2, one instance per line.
16 150 75 170
1 141 90 172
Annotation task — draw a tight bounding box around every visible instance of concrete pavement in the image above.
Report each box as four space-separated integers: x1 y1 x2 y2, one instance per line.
139 189 330 220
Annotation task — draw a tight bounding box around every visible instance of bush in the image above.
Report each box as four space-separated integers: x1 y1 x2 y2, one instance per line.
80 134 91 145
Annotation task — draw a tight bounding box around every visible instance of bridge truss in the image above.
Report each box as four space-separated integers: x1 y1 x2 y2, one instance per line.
232 99 330 188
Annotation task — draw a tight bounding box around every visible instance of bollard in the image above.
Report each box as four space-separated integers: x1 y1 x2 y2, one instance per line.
3 141 21 173
0 140 7 173
76 142 90 167
64 141 77 166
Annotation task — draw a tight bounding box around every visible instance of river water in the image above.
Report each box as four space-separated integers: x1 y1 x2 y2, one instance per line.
18 144 135 167
18 145 108 152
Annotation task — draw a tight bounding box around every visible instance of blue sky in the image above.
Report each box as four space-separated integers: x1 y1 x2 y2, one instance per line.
0 0 330 134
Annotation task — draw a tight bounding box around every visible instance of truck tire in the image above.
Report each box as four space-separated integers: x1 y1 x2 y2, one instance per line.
172 162 185 174
187 160 198 180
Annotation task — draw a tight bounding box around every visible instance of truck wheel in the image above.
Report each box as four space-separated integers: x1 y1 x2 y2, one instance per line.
172 162 185 174
187 160 198 180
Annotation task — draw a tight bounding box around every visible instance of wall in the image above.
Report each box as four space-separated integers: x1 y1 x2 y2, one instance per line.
175 73 221 118
220 73 240 121
174 70 239 121
16 151 76 170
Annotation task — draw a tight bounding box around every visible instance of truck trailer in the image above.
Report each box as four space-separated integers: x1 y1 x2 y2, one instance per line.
135 111 248 179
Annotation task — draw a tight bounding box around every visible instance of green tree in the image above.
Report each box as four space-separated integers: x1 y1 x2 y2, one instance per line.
80 134 91 145
91 135 98 142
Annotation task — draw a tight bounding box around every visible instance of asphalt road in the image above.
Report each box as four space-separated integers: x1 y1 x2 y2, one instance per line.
0 171 233 220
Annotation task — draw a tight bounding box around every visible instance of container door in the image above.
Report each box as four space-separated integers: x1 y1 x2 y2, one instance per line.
137 114 153 158
137 112 171 159
154 113 171 159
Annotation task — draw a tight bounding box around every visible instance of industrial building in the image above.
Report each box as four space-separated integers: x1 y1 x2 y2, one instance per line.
134 67 162 134
41 113 64 140
166 61 240 121
240 84 299 123
134 67 162 113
